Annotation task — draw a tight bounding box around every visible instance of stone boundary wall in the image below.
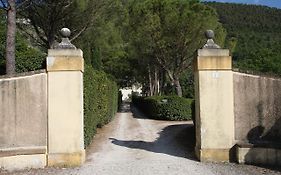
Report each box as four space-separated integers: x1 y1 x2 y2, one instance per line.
0 49 85 172
233 72 281 144
194 45 281 167
0 71 48 170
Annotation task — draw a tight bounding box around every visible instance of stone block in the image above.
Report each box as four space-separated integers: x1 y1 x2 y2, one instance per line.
47 150 85 167
47 49 84 72
197 148 230 162
237 146 281 166
0 154 46 171
48 49 83 57
196 56 232 70
47 56 84 72
277 149 281 166
236 147 250 164
267 148 277 165
198 49 229 56
245 148 266 164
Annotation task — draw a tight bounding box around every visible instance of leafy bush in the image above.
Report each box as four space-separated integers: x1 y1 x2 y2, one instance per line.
84 64 118 147
133 95 193 121
0 20 45 74
15 36 46 73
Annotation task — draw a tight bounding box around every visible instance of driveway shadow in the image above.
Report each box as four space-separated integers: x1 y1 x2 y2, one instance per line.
110 123 196 160
118 102 131 113
111 103 196 159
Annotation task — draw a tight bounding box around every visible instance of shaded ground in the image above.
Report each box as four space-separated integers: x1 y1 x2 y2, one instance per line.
1 103 281 175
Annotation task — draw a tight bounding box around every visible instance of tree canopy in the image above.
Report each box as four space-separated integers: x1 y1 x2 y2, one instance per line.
0 5 45 74
2 0 281 97
127 0 225 96
19 0 105 49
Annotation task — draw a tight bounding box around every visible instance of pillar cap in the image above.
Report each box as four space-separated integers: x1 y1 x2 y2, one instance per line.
47 49 84 72
48 49 83 57
198 49 230 57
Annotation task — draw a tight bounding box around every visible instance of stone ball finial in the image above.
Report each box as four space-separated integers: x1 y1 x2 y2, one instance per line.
60 28 71 38
54 28 76 49
203 29 221 49
205 30 215 40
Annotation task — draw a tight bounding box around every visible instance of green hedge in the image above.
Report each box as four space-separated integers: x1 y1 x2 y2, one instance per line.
15 37 45 73
133 95 193 121
84 64 118 147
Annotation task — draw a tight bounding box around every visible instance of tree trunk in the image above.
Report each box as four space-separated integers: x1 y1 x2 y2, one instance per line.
48 36 56 49
159 69 165 95
148 65 153 96
166 70 183 97
174 78 183 97
154 66 159 96
5 0 17 75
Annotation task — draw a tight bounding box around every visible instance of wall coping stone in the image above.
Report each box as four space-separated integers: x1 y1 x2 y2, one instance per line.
0 146 47 158
236 142 281 149
0 69 46 80
233 68 281 80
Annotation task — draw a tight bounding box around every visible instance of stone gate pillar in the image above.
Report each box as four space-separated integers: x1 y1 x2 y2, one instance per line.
194 30 234 162
47 28 85 167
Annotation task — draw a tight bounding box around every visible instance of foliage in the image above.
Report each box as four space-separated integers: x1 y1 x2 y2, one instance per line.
207 2 281 75
0 13 5 74
84 64 118 147
20 0 105 49
235 47 281 75
15 34 45 73
180 69 194 98
128 0 225 96
0 15 45 75
1 0 17 74
132 95 193 121
76 0 134 87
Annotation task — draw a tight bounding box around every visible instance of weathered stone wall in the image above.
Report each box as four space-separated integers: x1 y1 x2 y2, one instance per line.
233 72 281 144
0 33 85 171
0 71 47 153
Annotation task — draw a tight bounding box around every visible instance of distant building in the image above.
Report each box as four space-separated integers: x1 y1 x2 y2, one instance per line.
120 84 142 101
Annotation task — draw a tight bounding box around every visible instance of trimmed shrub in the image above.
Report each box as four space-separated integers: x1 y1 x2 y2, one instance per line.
84 64 118 147
133 95 193 121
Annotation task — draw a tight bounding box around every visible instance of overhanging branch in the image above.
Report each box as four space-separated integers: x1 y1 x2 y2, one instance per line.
0 0 8 10
70 26 87 42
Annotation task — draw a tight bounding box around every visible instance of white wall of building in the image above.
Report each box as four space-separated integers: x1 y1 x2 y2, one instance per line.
120 84 142 101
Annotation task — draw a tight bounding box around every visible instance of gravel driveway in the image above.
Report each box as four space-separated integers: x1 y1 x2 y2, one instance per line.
1 103 280 175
